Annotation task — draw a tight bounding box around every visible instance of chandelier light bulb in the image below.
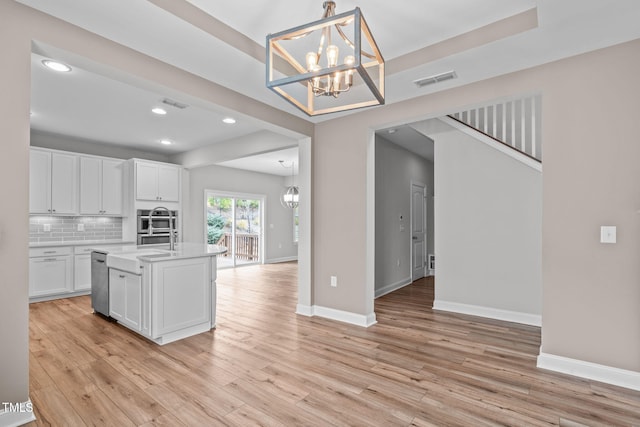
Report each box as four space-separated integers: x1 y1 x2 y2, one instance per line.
306 52 318 71
326 45 339 67
344 55 355 86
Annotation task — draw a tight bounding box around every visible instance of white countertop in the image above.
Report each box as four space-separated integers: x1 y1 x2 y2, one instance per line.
104 243 227 273
29 239 134 248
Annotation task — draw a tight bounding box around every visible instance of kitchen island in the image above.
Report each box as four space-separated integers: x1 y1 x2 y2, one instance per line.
92 243 226 345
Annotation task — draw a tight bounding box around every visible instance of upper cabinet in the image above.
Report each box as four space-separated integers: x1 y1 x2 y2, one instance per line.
29 149 78 215
135 161 180 203
79 156 124 215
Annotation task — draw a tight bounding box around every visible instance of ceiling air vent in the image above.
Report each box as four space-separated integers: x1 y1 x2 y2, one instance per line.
161 98 189 109
413 71 457 88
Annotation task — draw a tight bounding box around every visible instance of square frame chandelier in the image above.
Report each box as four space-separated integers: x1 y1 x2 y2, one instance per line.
266 1 385 116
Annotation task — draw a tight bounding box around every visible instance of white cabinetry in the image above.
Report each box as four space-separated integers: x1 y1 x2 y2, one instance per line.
135 161 180 202
73 246 96 292
149 257 211 339
109 269 142 332
29 149 78 215
29 247 73 298
80 156 124 215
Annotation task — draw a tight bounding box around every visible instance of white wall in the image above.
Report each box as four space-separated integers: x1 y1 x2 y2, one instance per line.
171 130 298 169
185 164 298 263
375 136 433 297
433 123 542 321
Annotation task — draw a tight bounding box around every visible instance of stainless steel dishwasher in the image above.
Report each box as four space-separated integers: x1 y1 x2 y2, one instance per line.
91 250 109 316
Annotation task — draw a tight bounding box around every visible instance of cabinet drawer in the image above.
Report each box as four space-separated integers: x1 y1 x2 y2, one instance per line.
29 247 72 257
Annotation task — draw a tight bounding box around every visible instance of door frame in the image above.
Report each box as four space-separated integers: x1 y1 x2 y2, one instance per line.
203 189 266 267
410 180 427 281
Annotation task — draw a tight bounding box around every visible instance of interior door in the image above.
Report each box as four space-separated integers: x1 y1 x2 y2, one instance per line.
411 183 427 281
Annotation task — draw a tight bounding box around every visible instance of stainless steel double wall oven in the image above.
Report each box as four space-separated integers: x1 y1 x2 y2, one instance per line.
137 209 178 245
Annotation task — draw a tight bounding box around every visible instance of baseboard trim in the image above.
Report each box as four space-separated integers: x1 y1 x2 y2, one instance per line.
265 256 298 264
537 352 640 391
0 400 36 427
375 277 412 298
433 299 541 326
296 305 377 327
296 304 313 317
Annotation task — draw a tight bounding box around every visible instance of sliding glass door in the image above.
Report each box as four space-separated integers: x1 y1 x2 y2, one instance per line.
206 191 263 268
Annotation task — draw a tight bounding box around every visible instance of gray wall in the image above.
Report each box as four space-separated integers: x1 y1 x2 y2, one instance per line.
375 135 434 297
434 124 542 317
185 164 298 263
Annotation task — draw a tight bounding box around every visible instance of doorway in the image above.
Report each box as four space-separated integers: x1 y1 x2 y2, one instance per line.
411 182 427 281
205 190 265 268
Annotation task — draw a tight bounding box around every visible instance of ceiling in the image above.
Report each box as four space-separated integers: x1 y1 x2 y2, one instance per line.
20 0 640 172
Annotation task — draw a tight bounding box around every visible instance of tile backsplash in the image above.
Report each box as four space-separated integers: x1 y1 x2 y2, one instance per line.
30 216 123 244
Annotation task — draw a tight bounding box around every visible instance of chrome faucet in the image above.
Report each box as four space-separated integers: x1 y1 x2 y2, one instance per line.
149 206 176 251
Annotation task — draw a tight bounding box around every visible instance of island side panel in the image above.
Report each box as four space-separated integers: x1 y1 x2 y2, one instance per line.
151 257 212 338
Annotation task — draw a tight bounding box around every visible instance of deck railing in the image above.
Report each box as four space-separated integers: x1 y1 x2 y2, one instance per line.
216 233 260 261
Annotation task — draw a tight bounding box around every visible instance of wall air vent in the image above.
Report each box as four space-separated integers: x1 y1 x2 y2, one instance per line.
413 71 457 88
161 98 189 109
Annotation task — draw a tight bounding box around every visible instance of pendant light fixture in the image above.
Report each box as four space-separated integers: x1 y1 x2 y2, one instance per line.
279 160 299 209
266 1 384 116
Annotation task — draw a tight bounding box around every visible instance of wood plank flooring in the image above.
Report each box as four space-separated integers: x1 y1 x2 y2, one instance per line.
26 263 640 426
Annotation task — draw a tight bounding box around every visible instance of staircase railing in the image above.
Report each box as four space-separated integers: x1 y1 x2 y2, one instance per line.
449 95 541 162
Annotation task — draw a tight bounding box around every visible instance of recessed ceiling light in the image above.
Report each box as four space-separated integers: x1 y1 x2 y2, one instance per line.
160 139 172 145
42 60 72 72
151 107 167 115
222 117 236 124
388 129 397 134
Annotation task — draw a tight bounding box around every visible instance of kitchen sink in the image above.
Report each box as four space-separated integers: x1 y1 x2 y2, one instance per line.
141 253 176 259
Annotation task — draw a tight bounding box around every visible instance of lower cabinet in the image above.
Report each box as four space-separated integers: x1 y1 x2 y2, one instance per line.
29 247 73 298
109 269 142 332
73 254 92 292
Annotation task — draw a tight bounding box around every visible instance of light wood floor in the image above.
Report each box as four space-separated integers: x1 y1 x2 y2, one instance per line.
27 263 640 426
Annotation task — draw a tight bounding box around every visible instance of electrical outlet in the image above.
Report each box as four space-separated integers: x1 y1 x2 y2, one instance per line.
330 276 337 287
77 223 85 232
43 224 51 232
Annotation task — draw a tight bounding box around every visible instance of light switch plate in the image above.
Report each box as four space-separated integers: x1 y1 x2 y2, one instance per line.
600 226 616 244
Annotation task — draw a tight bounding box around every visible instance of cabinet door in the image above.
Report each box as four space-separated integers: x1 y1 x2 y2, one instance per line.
157 166 180 202
109 269 126 322
124 273 142 331
109 269 141 331
136 162 159 201
29 150 51 214
29 256 73 297
101 159 123 215
73 254 92 291
51 152 78 214
79 157 102 214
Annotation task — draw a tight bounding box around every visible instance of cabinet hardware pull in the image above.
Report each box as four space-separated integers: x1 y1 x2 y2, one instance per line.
119 274 125 278
44 258 57 262
44 251 56 254
94 259 105 263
